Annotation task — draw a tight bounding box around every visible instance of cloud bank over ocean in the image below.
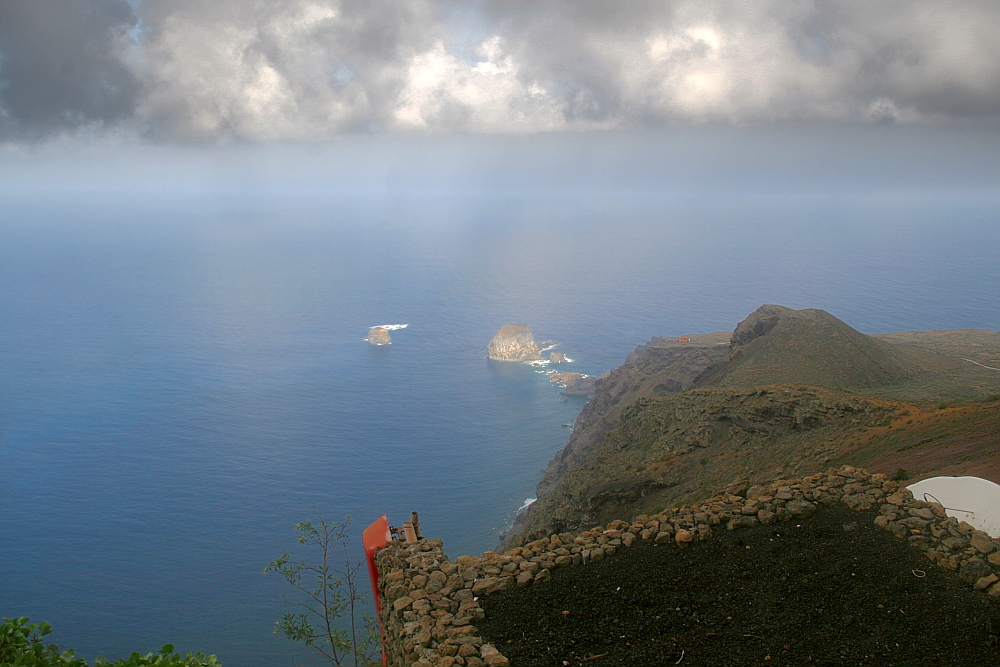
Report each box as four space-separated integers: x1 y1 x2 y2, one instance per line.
2 1 1000 143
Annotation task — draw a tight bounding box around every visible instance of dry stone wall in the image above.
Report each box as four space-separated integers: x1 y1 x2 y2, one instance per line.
375 538 512 667
374 466 1000 666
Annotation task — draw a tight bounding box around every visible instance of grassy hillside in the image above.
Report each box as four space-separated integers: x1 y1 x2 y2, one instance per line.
698 305 921 389
515 387 1000 544
508 305 1000 547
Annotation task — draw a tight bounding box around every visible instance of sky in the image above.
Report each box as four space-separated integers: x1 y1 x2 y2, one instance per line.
1 1 999 190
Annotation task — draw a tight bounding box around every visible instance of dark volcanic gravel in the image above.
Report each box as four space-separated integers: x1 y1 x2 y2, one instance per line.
478 505 1000 666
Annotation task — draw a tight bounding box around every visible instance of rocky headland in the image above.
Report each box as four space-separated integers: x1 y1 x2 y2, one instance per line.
549 352 567 364
487 323 541 362
368 326 392 345
506 305 1000 547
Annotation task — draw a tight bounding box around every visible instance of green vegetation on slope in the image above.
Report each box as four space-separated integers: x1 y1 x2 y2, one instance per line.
697 305 922 390
511 305 1000 547
0 618 219 667
516 385 906 540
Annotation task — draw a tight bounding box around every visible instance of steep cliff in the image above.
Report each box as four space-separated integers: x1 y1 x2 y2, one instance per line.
487 323 542 362
535 332 731 498
515 385 904 540
368 327 391 345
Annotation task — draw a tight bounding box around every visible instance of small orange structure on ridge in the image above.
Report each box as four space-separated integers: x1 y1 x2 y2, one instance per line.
363 512 424 666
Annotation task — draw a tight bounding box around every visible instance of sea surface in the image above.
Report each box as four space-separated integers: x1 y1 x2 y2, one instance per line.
1 189 998 666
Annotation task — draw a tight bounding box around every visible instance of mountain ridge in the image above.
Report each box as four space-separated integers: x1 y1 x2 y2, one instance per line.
505 305 1000 547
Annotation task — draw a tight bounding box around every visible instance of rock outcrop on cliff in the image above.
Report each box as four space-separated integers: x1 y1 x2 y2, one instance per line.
487 323 541 362
549 371 596 396
368 327 391 345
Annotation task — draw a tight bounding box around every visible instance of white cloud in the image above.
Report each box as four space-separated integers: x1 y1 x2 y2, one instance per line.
392 37 568 132
129 0 440 141
5 0 999 142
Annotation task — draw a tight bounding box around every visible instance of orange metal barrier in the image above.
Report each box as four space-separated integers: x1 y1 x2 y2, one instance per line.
363 514 392 666
364 512 423 666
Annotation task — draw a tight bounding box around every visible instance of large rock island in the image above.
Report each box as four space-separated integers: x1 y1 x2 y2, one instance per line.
487 323 542 362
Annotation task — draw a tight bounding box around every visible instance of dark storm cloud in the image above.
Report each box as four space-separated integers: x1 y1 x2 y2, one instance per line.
2 0 999 142
0 0 141 139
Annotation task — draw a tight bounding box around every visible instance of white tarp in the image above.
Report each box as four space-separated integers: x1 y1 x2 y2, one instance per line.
907 476 1000 538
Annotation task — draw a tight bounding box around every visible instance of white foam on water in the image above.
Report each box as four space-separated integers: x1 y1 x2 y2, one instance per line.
525 359 550 367
517 497 537 513
373 324 408 331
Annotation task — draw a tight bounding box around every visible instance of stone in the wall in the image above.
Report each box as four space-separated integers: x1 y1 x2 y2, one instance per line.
375 539 511 667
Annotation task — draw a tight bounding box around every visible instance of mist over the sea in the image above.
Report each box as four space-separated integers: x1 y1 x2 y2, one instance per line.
4 0 1000 662
2 132 998 664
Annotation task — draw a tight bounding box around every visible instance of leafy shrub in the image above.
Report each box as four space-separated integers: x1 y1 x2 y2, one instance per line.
0 618 219 666
264 514 380 667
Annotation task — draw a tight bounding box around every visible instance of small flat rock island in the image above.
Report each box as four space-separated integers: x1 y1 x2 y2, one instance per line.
367 327 391 345
487 323 542 362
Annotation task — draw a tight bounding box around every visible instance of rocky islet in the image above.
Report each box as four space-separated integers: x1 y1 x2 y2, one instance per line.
369 327 392 345
487 324 542 362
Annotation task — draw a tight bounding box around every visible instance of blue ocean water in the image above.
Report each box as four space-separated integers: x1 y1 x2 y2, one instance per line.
1 189 998 666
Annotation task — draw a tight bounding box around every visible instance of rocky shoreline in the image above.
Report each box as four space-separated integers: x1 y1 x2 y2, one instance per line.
546 371 595 396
